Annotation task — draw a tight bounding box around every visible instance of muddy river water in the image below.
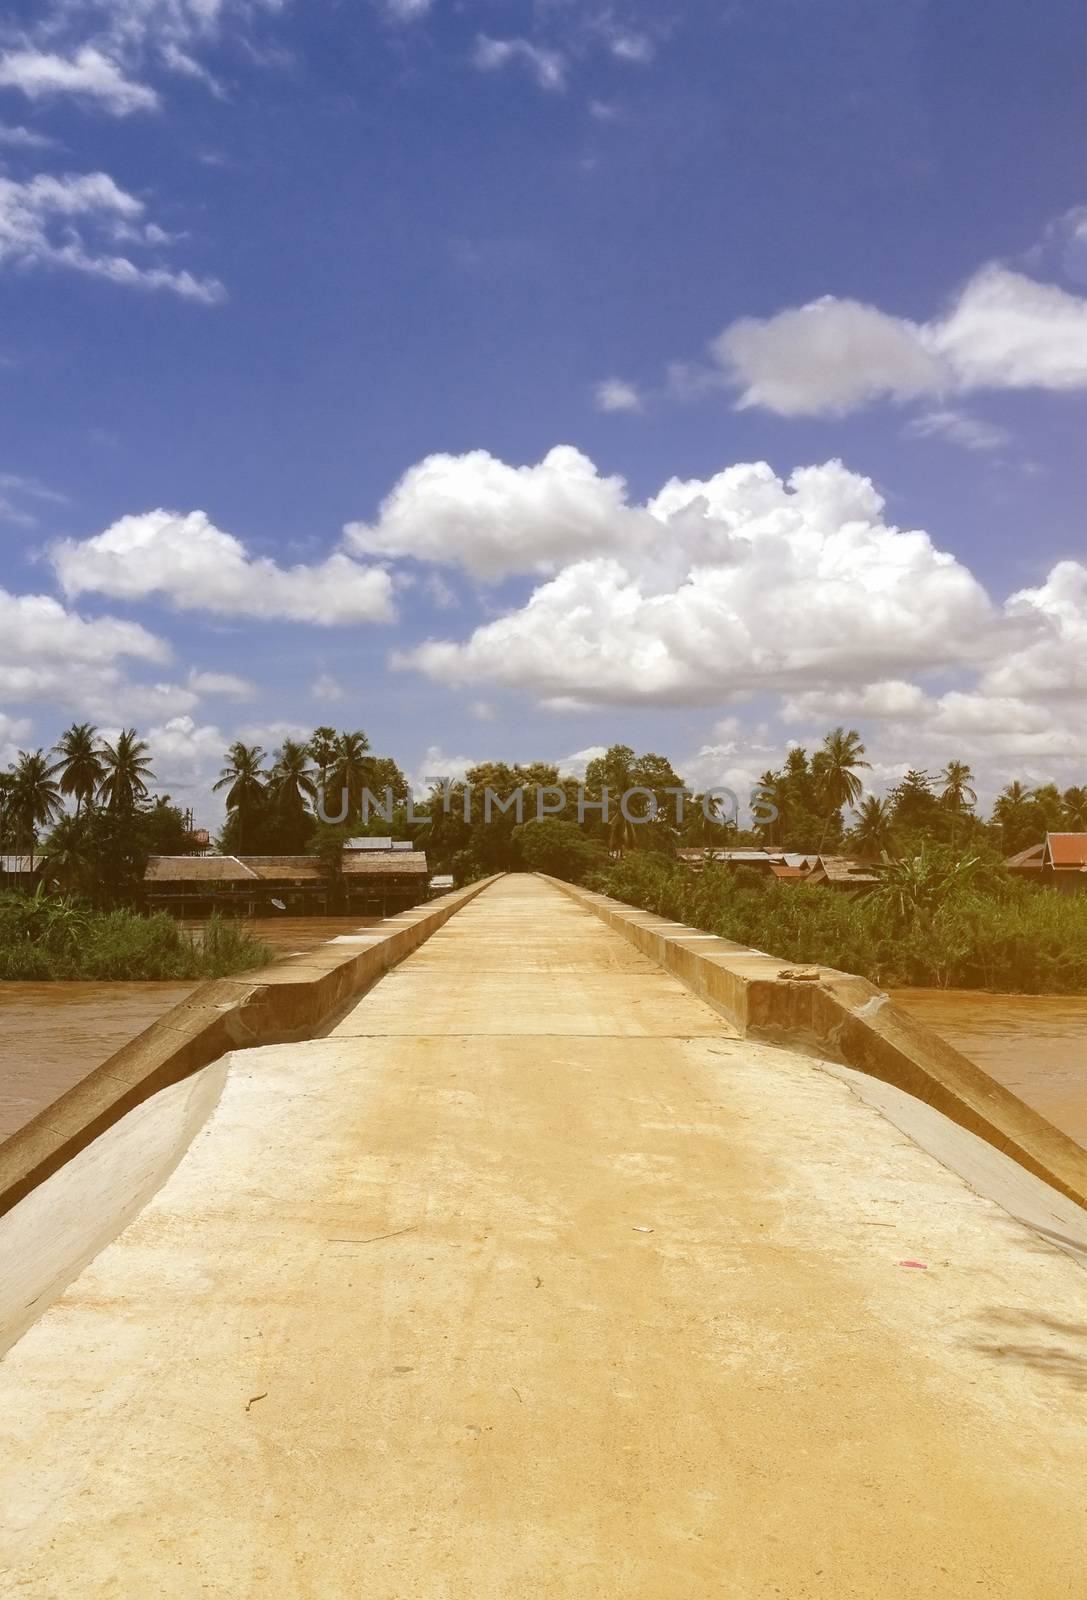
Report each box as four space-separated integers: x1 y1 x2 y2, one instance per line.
1 924 1084 1150
0 919 371 1140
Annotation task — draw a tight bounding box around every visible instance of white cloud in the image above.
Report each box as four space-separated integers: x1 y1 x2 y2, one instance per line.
473 36 566 92
0 122 56 147
0 47 158 114
387 453 995 705
715 264 1087 416
0 170 225 301
556 744 606 780
53 508 396 625
311 672 344 702
594 377 643 413
187 668 255 697
588 99 622 122
344 445 644 582
0 583 200 721
469 699 495 721
608 31 653 64
412 744 476 797
144 714 226 798
0 710 34 766
904 408 1009 453
383 0 432 20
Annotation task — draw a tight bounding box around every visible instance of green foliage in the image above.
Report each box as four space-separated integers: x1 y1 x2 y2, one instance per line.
512 818 608 882
587 854 1087 994
0 893 270 981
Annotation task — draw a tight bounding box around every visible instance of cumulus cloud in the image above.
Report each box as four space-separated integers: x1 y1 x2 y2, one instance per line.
0 170 225 301
594 377 643 413
52 508 396 625
0 47 158 114
388 453 995 705
0 583 201 720
714 265 1087 416
345 445 645 582
473 36 566 91
0 709 34 766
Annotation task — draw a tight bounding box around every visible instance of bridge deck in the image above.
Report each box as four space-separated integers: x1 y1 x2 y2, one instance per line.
2 875 1085 1596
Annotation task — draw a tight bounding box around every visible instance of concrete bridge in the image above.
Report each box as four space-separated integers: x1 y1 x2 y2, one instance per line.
1 875 1085 1596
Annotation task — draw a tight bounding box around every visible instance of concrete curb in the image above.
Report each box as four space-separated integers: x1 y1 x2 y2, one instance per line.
0 877 499 1218
543 875 1087 1210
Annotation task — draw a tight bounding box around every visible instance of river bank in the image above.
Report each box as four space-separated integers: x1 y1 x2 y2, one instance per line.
0 918 374 1140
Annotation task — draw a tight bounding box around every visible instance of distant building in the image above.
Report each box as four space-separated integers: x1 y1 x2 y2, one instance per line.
804 856 881 891
1007 834 1087 893
143 844 428 916
0 854 44 893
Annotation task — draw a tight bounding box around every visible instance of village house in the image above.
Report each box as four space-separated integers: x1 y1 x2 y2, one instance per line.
1006 833 1087 893
143 839 428 917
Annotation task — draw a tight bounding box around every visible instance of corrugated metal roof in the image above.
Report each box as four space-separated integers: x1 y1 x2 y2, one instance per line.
1047 833 1087 868
1006 842 1046 869
769 864 808 880
814 856 880 884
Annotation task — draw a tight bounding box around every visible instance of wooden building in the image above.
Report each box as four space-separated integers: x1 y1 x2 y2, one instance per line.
143 845 428 917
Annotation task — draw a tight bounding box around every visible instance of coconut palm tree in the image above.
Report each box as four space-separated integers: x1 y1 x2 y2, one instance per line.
267 740 317 843
41 814 94 895
214 742 267 850
850 795 894 859
1063 786 1087 829
97 729 155 814
938 760 977 812
331 730 372 819
51 722 105 817
817 727 869 848
608 807 636 857
10 749 63 867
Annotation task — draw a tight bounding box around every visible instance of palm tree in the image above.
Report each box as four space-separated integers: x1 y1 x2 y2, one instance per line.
331 730 371 818
1063 786 1087 829
938 759 976 846
41 814 94 895
10 750 62 868
850 795 894 859
214 742 266 851
268 739 317 817
97 729 155 814
307 726 340 791
993 780 1031 852
608 807 636 857
754 769 782 845
939 760 976 812
817 727 869 849
52 722 105 817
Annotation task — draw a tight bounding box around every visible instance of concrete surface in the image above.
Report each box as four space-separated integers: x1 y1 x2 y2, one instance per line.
1 875 1085 1597
547 877 1087 1206
0 877 495 1220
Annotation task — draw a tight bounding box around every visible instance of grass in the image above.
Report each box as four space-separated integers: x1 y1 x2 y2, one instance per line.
0 893 271 981
585 854 1087 993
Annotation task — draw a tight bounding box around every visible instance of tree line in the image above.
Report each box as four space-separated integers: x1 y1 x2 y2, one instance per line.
2 720 1084 905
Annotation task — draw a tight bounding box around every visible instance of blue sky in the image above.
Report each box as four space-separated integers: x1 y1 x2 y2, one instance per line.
1 0 1085 816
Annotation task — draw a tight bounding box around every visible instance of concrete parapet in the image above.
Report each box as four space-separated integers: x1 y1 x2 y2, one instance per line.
544 876 1087 1209
0 878 498 1219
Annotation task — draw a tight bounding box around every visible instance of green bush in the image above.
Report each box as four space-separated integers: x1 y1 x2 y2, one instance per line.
0 893 270 981
585 856 1087 994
